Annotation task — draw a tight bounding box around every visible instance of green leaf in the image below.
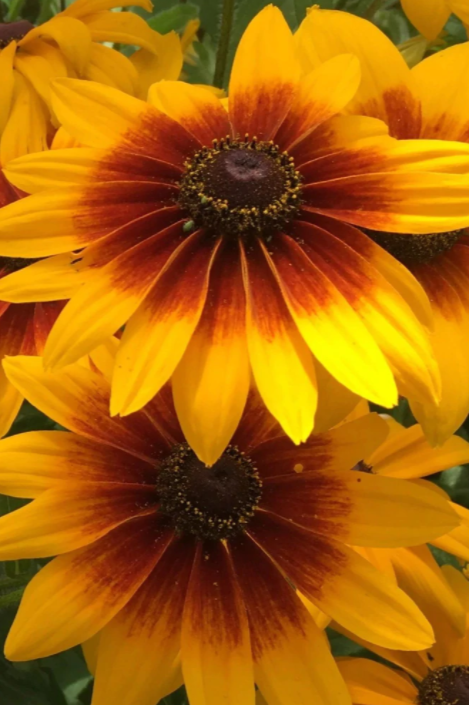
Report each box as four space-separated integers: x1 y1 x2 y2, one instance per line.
148 4 200 35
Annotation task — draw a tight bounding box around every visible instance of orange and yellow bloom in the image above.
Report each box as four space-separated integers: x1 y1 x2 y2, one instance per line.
0 0 182 163
401 0 469 41
3 7 469 461
0 354 461 705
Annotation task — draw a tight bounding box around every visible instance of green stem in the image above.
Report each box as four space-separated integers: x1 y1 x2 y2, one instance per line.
6 0 25 21
213 0 236 89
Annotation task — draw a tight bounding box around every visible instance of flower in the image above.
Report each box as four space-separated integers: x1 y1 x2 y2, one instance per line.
337 558 469 705
295 9 469 444
400 0 469 41
0 354 461 705
3 7 469 463
351 404 469 561
0 169 77 437
0 0 182 163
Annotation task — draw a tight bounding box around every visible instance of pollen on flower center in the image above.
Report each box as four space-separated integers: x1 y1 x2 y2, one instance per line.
362 229 464 266
418 665 469 705
0 20 34 48
156 443 262 540
178 135 302 238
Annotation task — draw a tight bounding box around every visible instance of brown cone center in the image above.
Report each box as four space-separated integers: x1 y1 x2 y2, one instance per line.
362 229 463 266
156 443 262 540
0 20 34 48
418 665 469 705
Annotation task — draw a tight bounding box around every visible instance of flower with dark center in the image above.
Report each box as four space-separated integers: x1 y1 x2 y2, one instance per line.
295 8 469 445
335 549 469 705
418 666 469 705
3 6 469 464
0 354 459 705
0 0 183 164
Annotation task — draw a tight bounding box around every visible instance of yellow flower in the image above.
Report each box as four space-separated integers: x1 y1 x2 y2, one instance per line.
337 557 469 705
0 354 461 705
401 0 469 41
296 9 469 445
0 0 183 163
3 6 469 463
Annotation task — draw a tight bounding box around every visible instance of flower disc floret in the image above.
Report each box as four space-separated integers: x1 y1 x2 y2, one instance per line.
363 229 464 266
178 135 303 238
418 665 469 705
156 443 262 540
0 20 33 48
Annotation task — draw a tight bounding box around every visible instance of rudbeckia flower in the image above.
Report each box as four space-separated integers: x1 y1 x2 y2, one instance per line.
401 0 469 41
337 560 469 705
350 404 469 561
0 170 78 437
0 0 182 162
295 9 469 445
3 6 469 463
0 355 460 705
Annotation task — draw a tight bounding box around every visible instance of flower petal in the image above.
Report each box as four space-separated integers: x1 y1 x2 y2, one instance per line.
275 54 361 150
43 219 186 369
229 5 300 141
0 430 155 499
261 470 457 547
92 538 194 705
0 303 33 437
0 254 83 303
0 42 16 134
111 234 220 416
182 541 254 705
262 233 397 407
20 17 92 75
248 511 433 650
173 242 249 466
297 219 440 407
240 239 317 444
3 356 168 461
51 78 198 162
5 516 173 661
337 658 417 705
369 420 469 479
251 414 388 478
295 8 421 137
401 0 450 40
148 81 230 146
85 43 138 95
433 502 469 564
84 11 165 53
130 32 183 100
0 73 49 164
0 481 157 559
230 535 351 705
303 171 469 234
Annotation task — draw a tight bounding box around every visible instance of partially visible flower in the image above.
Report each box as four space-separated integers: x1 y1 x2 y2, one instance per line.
0 355 460 705
0 170 79 437
0 0 182 162
337 560 469 705
4 7 469 462
181 18 200 66
401 0 469 41
295 10 469 444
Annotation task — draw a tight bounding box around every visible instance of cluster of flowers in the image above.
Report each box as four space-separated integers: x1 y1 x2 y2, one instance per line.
1 1 469 704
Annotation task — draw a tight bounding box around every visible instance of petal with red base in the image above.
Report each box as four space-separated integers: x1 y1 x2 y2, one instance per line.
112 234 221 417
92 538 194 705
240 239 317 445
229 5 300 141
182 541 254 705
230 535 351 705
5 516 174 661
173 241 250 466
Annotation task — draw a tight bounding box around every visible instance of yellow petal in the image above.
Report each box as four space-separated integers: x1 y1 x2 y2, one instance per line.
63 0 153 18
229 4 300 141
20 16 92 75
182 542 255 705
84 11 165 52
0 254 83 303
173 244 250 466
85 44 138 95
130 32 183 100
0 73 49 164
401 0 450 40
337 658 417 705
0 43 16 135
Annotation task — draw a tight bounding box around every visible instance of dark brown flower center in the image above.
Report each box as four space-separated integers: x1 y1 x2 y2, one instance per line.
362 229 463 266
178 136 302 238
156 443 262 540
418 666 469 705
0 20 34 49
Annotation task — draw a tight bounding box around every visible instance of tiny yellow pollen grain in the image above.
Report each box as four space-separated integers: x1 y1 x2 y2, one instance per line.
294 463 304 473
